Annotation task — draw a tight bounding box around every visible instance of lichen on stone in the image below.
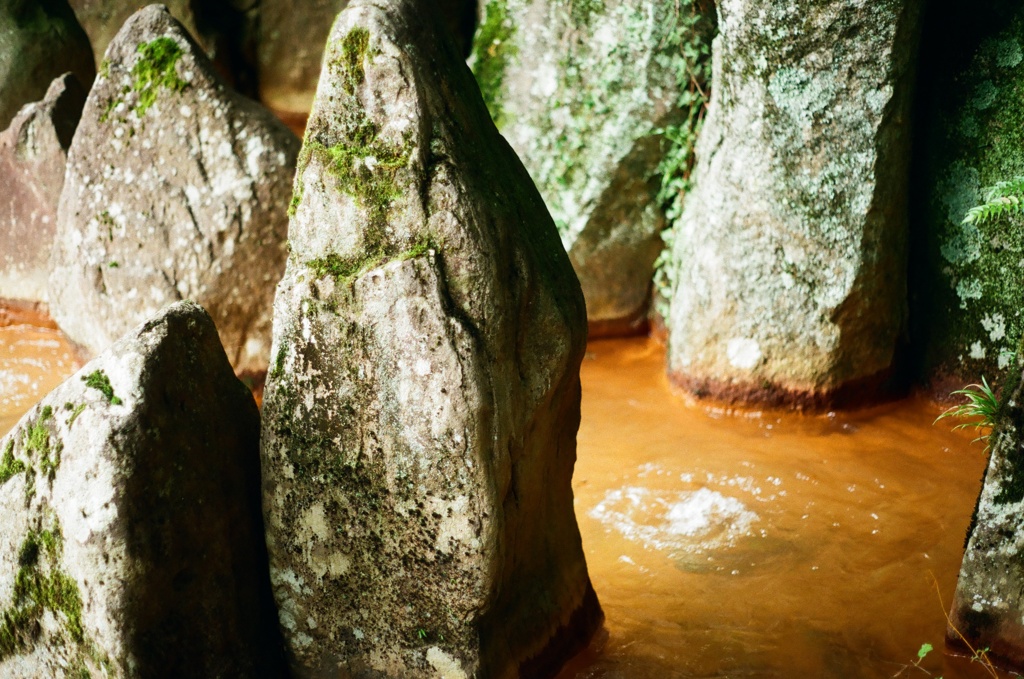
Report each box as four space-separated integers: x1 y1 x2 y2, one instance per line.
469 0 516 129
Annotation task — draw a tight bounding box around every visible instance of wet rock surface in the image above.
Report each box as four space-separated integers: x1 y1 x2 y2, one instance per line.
49 4 299 375
0 0 95 130
665 0 920 407
261 0 601 675
0 74 87 305
949 350 1024 670
471 0 710 335
0 300 283 678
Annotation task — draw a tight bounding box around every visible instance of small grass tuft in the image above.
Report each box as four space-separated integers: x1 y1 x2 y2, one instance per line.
82 370 123 406
935 377 999 449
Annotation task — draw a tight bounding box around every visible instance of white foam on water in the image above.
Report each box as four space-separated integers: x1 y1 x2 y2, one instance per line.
589 486 759 555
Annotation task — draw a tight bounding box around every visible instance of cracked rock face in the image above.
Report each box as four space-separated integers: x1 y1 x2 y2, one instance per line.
949 353 1024 671
0 301 283 678
261 0 601 676
665 0 921 407
0 74 86 305
48 4 299 374
0 0 94 130
471 0 708 335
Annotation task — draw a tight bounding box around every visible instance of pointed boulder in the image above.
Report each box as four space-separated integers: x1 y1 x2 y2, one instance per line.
261 0 601 676
48 5 299 375
0 74 87 306
0 301 284 677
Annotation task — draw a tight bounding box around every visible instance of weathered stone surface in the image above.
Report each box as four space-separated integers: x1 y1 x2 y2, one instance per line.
0 300 283 677
665 0 920 407
257 0 476 123
949 350 1024 671
0 74 87 305
49 5 300 375
0 0 94 130
471 0 711 335
261 0 601 675
911 4 1024 392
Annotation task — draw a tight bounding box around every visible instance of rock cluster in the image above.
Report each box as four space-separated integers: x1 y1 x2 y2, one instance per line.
261 0 601 675
48 5 299 375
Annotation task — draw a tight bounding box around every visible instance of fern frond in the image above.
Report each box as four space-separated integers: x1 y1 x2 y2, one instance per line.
935 377 1000 450
963 176 1024 225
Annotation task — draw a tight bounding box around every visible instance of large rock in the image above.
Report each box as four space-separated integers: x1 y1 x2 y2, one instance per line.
0 74 87 305
470 0 713 336
257 0 476 124
665 0 921 407
0 301 283 677
261 0 601 675
49 5 300 375
949 348 1024 671
0 0 95 130
911 4 1024 392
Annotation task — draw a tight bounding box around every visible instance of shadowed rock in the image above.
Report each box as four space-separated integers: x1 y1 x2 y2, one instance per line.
0 0 95 130
470 0 712 336
666 0 920 408
949 349 1024 671
0 301 284 677
261 0 602 676
48 5 299 375
911 4 1024 393
0 74 86 306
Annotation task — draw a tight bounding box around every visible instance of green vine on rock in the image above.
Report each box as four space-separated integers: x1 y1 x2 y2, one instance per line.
651 0 713 325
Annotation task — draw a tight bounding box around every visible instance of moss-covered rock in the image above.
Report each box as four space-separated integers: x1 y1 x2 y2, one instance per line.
0 74 86 305
262 0 601 675
0 0 94 130
912 5 1024 391
0 301 284 678
471 0 713 335
48 5 299 375
665 0 921 407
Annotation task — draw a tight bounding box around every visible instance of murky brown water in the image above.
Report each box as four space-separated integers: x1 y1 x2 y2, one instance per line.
0 322 1009 678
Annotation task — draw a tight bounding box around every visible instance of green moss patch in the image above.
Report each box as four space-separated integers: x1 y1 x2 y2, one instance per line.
307 234 435 285
332 27 371 95
131 37 188 118
82 370 122 406
0 441 25 486
100 36 189 123
0 522 85 661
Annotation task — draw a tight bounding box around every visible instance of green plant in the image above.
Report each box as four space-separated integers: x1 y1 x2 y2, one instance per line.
82 370 123 406
963 176 1024 226
934 377 999 449
891 643 937 677
651 1 713 323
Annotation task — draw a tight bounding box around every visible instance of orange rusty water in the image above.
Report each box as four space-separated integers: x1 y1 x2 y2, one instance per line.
565 337 1003 679
0 323 1008 677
